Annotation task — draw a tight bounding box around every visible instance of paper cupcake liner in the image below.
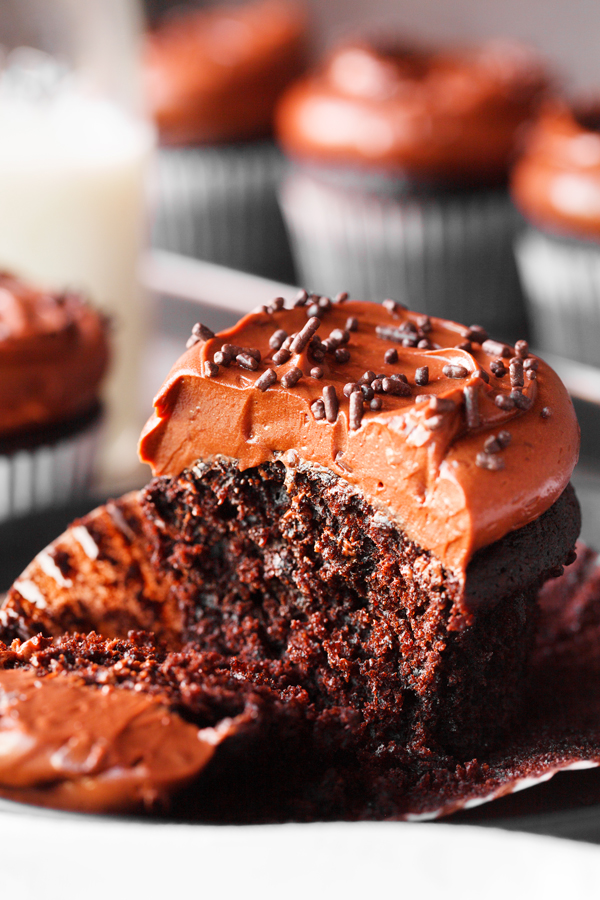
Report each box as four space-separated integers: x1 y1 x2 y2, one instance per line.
151 141 296 283
279 170 528 339
0 413 102 524
515 227 600 365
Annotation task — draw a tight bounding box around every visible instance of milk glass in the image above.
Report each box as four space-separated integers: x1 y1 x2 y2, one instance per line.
0 0 154 486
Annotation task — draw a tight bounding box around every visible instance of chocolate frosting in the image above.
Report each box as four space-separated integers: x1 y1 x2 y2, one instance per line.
0 273 109 438
511 101 600 241
139 299 579 579
0 641 222 813
276 40 549 185
144 0 308 146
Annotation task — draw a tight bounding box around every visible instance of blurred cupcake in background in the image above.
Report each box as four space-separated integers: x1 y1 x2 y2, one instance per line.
276 38 550 338
0 272 109 523
145 0 308 281
512 101 600 365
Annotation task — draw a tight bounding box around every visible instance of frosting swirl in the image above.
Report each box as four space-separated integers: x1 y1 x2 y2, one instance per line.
144 0 308 146
0 273 109 438
511 101 600 241
139 298 579 579
276 40 549 185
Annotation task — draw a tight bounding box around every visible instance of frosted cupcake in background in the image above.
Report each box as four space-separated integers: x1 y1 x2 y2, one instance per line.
512 101 600 365
145 0 308 282
276 39 550 338
0 272 109 523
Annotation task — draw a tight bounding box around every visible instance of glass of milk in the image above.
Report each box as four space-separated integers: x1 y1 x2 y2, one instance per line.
0 0 155 487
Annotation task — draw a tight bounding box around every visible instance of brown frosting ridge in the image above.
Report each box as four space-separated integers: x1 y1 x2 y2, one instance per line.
276 40 549 185
0 272 109 438
139 298 579 580
0 644 221 813
511 101 600 241
144 0 308 146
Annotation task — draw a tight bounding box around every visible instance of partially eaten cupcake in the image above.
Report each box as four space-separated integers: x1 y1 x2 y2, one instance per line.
0 294 585 819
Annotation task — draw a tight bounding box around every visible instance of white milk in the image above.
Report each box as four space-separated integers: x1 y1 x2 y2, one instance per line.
0 72 154 486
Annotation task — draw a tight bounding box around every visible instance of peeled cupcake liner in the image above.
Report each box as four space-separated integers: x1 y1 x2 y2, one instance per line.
279 168 529 339
0 413 102 524
151 141 296 283
515 226 600 366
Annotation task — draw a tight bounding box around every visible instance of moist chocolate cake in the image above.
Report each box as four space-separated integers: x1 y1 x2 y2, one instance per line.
0 294 582 818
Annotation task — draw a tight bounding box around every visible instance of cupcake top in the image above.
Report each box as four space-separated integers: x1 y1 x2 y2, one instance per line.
144 0 308 146
511 101 600 241
139 295 579 580
0 272 109 438
276 39 549 186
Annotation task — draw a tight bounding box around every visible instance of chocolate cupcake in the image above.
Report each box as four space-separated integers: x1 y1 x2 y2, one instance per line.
512 101 600 365
0 272 108 521
145 0 307 281
0 295 584 819
276 40 550 336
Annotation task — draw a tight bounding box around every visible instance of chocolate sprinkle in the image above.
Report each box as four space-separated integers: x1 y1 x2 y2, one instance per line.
237 353 259 371
482 340 512 359
524 358 539 371
384 348 398 364
476 452 505 471
495 394 515 411
323 385 339 423
329 328 350 345
483 436 501 454
497 430 512 448
245 348 261 362
358 371 376 385
417 339 432 349
490 359 507 377
203 360 219 378
294 289 308 307
272 348 291 366
361 384 374 401
383 299 399 315
335 348 351 363
370 396 382 410
187 321 215 349
417 315 431 333
310 366 324 379
318 296 332 312
290 317 321 354
349 392 364 431
382 376 411 397
443 364 469 379
346 317 358 332
466 325 488 344
415 366 429 387
476 368 490 384
371 379 383 393
272 296 285 310
343 383 359 398
464 384 480 429
527 369 537 381
335 291 349 303
515 340 529 359
509 358 524 388
306 303 320 318
510 390 533 410
311 399 326 420
256 368 277 391
269 329 288 351
456 341 472 352
280 367 302 388
541 406 552 418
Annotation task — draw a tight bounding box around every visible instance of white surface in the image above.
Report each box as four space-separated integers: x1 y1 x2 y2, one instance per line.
0 812 598 899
